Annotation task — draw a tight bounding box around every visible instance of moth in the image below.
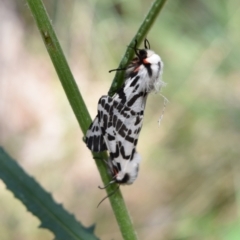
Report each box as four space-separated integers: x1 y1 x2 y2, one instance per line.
85 39 164 185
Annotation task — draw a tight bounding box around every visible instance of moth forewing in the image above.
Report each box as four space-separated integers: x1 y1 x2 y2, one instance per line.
85 116 107 152
98 96 143 184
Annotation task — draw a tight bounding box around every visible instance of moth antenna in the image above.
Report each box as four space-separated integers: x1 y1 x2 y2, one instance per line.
144 38 150 49
109 39 141 73
127 39 140 58
97 185 120 208
109 67 127 73
132 39 140 57
98 180 115 189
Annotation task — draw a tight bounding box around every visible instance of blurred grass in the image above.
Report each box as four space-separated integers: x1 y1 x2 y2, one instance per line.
1 0 240 239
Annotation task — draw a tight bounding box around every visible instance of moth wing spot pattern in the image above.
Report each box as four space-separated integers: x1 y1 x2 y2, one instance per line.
85 39 165 188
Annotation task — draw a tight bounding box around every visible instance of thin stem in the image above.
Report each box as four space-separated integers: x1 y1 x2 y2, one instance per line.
108 0 168 96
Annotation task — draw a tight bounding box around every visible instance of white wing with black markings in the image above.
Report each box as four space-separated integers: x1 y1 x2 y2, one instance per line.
98 95 143 184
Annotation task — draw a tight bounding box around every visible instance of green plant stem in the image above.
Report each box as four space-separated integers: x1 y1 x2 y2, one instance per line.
27 1 91 132
108 0 168 96
26 0 138 239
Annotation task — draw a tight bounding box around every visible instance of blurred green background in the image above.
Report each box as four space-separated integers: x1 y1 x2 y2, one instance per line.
1 0 240 239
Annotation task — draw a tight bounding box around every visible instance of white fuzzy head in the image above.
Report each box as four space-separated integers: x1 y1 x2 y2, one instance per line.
137 49 164 93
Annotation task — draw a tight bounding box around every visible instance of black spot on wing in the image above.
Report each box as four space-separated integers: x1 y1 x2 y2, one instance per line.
134 126 142 135
130 76 140 87
120 144 131 160
85 117 107 152
116 118 123 131
107 134 115 141
125 135 134 143
107 121 113 128
116 84 127 104
124 129 134 143
85 134 107 152
130 148 136 160
144 63 152 77
113 115 118 127
127 92 143 107
130 110 137 116
104 103 110 112
115 173 130 184
131 69 140 79
134 116 142 126
116 162 121 171
85 136 93 148
110 144 120 159
132 84 140 93
107 97 112 103
133 138 138 146
101 127 105 136
115 117 137 140
99 135 106 150
100 98 106 105
103 114 108 129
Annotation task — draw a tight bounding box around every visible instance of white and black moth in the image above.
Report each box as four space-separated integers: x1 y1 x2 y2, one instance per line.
85 39 164 185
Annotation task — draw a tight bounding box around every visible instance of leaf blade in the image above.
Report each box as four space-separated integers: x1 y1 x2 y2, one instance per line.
0 147 99 240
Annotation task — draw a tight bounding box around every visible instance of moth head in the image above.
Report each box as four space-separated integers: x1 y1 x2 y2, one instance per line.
143 49 162 66
134 38 161 66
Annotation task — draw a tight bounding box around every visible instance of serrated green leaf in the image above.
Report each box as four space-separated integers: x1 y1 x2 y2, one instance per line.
0 147 99 240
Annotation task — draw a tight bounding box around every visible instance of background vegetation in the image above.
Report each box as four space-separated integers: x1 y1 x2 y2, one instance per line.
1 0 240 239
